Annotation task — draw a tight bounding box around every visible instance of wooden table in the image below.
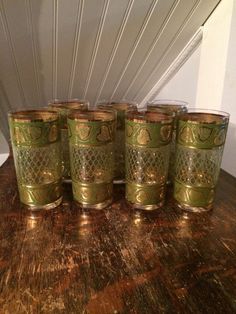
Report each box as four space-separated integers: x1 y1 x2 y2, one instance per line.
0 157 236 313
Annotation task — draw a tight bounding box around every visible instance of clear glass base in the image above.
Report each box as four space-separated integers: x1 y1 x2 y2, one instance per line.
129 200 164 211
25 196 63 211
177 201 213 213
76 198 112 210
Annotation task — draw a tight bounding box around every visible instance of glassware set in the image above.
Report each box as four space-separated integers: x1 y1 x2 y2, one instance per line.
48 99 89 181
97 100 137 183
8 99 229 213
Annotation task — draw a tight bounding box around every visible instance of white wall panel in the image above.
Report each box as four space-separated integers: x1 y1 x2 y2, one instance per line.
0 0 220 137
94 0 155 99
71 0 106 99
84 0 133 103
36 0 53 103
103 0 174 102
56 0 80 99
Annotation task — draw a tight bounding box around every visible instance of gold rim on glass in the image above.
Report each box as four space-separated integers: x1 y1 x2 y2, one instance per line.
68 109 116 122
126 109 174 124
179 109 229 124
97 100 137 111
8 109 59 123
48 99 89 110
147 99 188 114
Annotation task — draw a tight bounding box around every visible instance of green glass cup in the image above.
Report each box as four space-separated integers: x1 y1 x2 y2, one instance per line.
147 100 188 184
68 109 116 209
8 110 62 210
174 109 229 212
96 100 137 183
125 109 174 210
48 99 89 182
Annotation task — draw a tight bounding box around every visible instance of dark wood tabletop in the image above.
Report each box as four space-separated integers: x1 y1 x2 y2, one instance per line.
0 157 236 314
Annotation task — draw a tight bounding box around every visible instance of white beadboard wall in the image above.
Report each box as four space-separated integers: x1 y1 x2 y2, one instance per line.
0 0 220 139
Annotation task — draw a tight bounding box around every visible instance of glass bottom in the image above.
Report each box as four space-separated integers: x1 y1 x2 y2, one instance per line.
129 200 164 211
25 196 63 211
113 178 125 184
76 198 112 210
177 201 213 213
63 178 72 184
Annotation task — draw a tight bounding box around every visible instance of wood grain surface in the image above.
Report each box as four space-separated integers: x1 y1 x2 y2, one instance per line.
0 157 236 314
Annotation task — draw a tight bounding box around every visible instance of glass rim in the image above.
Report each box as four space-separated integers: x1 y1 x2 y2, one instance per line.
68 109 116 122
97 102 137 111
96 99 138 108
8 109 59 122
48 99 89 109
126 109 174 123
180 108 230 124
147 99 188 107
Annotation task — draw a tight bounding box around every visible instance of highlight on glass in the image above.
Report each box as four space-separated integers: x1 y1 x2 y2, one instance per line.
173 109 229 212
48 99 89 182
68 109 116 209
125 109 174 210
147 99 188 184
8 110 62 210
96 100 137 183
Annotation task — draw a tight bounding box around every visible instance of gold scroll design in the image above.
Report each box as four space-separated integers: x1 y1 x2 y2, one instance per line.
97 125 112 142
73 183 112 204
214 128 227 146
13 124 58 145
137 128 151 145
179 123 227 147
174 181 214 207
19 181 61 206
76 124 91 141
48 124 58 142
179 125 194 144
160 125 172 142
126 183 165 205
14 125 42 144
126 124 134 137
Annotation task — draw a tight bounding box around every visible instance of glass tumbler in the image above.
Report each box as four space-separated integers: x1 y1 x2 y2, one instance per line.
174 109 229 212
68 110 116 209
8 110 62 210
97 100 137 183
125 110 173 210
48 99 89 182
147 99 188 183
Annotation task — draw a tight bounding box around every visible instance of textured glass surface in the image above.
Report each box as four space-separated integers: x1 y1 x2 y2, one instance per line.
175 145 223 187
13 142 61 185
147 103 187 183
61 129 70 179
115 128 125 180
126 145 170 184
70 143 114 183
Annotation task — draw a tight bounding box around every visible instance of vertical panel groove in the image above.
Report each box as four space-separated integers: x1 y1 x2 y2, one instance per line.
94 0 134 104
140 27 203 107
122 0 180 99
109 0 159 101
0 0 27 105
52 0 58 99
67 0 84 98
83 0 110 99
135 0 202 102
25 0 43 105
